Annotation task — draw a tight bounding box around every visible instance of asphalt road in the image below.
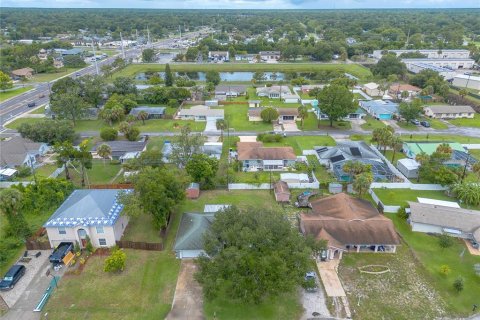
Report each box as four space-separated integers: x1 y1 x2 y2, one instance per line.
0 31 204 130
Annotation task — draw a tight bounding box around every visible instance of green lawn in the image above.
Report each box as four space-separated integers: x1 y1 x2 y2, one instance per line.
449 114 480 128
263 136 336 155
113 63 373 80
68 160 122 186
29 105 46 114
469 149 480 160
43 250 180 320
31 68 83 82
388 214 480 317
121 214 162 243
396 121 419 131
350 134 480 144
372 188 480 210
232 171 281 184
383 150 406 163
300 114 351 130
449 88 480 104
360 116 386 130
6 117 205 133
0 86 32 102
204 291 302 320
224 104 272 132
339 242 447 319
397 117 449 130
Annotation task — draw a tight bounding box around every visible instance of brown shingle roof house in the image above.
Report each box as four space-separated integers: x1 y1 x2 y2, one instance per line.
299 193 400 260
273 181 290 203
237 142 297 171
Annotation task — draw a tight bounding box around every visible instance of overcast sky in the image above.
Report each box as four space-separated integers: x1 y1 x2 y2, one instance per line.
1 0 479 8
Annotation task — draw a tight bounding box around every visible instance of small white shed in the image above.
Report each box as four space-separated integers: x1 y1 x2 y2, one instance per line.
397 158 420 179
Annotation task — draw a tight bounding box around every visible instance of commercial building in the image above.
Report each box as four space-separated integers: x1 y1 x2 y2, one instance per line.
372 49 470 60
452 74 480 91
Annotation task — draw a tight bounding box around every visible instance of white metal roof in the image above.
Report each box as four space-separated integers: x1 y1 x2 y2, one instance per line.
0 168 17 176
417 198 460 208
397 158 420 170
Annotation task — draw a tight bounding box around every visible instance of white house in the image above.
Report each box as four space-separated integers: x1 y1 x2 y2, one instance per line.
256 85 292 99
177 105 224 121
372 49 470 60
362 82 384 97
44 189 130 249
408 201 480 243
259 51 280 62
282 94 300 104
424 105 475 119
208 51 229 62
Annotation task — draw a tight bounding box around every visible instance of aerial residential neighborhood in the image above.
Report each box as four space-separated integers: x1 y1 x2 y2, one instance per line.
0 4 480 320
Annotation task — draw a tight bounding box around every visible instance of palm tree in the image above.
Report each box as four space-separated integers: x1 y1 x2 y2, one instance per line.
97 143 112 166
389 136 403 163
297 105 309 129
459 89 468 98
216 119 226 139
53 141 76 180
415 152 430 182
353 172 373 197
451 183 480 206
137 111 149 125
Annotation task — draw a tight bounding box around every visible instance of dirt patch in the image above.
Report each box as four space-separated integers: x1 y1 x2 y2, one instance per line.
338 244 447 319
166 259 204 320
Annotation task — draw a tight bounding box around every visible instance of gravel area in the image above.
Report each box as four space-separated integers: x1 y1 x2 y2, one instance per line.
0 250 50 308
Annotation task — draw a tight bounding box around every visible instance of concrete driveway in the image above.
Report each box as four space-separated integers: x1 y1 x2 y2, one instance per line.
166 260 204 320
1 250 64 320
204 119 218 133
283 122 300 132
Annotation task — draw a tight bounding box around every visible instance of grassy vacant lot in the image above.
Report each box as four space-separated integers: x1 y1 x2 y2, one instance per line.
0 86 32 102
388 214 480 317
224 104 272 132
301 113 351 130
339 243 447 320
372 188 452 206
44 250 180 320
350 134 480 144
5 117 205 133
204 291 302 320
121 213 162 243
360 116 386 130
233 171 281 184
449 114 480 128
68 160 122 186
31 68 83 82
113 63 373 80
262 135 336 155
373 188 480 210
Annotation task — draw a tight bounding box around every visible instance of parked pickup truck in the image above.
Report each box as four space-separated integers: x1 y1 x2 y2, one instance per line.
49 242 74 264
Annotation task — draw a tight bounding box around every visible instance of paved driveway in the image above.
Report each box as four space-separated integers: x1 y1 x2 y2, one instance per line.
204 119 218 133
283 122 300 132
166 260 204 320
1 250 64 320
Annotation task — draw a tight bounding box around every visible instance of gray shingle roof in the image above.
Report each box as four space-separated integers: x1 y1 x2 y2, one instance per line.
92 140 147 158
129 106 165 116
174 213 216 251
0 136 45 167
44 189 131 227
409 202 480 238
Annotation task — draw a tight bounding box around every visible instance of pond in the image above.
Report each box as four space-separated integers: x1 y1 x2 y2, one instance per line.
136 71 286 82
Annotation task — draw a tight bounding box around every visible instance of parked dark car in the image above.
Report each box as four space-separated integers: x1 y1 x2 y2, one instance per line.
49 242 74 265
420 121 431 128
471 239 479 249
0 265 26 291
27 102 36 108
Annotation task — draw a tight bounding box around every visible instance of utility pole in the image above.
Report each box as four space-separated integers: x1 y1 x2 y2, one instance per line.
91 42 99 75
461 151 470 183
120 32 126 59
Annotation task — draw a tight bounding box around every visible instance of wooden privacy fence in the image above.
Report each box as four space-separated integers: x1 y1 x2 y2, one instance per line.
88 183 133 189
26 240 51 250
116 240 163 251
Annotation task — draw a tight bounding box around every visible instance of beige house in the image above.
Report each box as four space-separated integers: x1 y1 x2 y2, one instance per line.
248 107 298 123
424 105 475 119
44 189 130 248
11 67 34 79
363 82 385 97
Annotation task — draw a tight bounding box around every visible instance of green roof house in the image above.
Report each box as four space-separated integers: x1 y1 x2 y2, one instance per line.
174 213 216 259
403 142 465 159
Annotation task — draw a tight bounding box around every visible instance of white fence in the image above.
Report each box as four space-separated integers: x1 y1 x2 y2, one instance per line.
0 181 33 188
369 183 448 213
49 167 65 178
463 144 480 150
228 183 271 190
370 182 447 190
